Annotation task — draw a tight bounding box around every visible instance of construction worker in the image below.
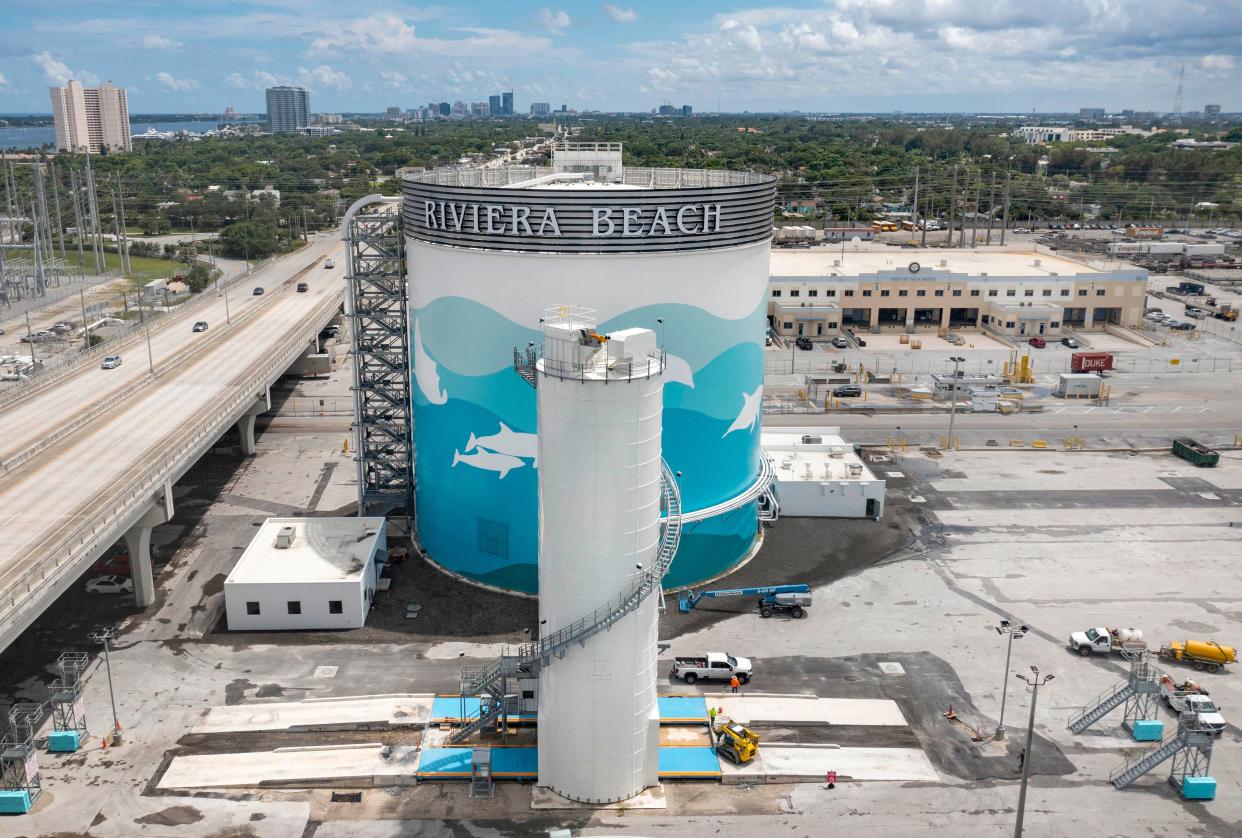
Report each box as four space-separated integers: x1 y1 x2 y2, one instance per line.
708 706 717 732
730 674 741 694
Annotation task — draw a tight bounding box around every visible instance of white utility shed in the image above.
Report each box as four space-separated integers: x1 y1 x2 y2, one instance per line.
762 428 886 519
224 517 386 631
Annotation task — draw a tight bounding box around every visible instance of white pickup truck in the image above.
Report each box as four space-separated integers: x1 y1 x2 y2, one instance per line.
670 653 753 685
1160 676 1226 735
1068 627 1146 657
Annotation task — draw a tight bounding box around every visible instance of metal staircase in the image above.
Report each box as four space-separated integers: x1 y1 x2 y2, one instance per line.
1067 655 1160 734
1109 713 1215 789
448 457 683 744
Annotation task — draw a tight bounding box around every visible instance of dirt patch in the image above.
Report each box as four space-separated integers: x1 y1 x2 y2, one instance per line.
135 804 204 826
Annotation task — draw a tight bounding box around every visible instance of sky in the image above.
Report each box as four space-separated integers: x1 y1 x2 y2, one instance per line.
0 1 1239 115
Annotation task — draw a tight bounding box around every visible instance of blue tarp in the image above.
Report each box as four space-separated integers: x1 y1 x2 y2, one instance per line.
658 695 708 724
659 746 721 777
417 747 537 778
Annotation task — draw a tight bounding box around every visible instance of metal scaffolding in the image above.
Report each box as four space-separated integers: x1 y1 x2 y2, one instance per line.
343 196 412 518
49 652 89 738
1 703 43 806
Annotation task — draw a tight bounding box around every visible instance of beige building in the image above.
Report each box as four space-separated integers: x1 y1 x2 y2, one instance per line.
768 249 1147 341
50 80 131 154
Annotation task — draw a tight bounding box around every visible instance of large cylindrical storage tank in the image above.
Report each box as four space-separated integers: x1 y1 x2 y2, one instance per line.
404 148 775 594
535 310 662 802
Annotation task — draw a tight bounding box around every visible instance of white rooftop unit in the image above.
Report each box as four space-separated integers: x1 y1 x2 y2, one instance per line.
761 427 885 519
224 517 386 631
551 141 624 181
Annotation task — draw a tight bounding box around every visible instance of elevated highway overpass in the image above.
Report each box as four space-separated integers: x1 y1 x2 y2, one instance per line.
0 235 348 653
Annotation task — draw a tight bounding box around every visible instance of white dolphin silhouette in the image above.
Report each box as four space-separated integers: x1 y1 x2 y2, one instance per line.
664 354 695 389
413 318 447 405
467 422 538 465
452 448 524 479
722 385 763 437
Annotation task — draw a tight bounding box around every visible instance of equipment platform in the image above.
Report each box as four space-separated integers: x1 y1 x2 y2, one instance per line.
415 746 721 781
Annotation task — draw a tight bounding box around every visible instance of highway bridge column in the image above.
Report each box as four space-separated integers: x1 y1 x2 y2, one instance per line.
123 482 174 608
235 389 272 457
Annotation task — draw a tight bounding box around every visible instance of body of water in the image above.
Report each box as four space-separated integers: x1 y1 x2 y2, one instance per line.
0 121 229 151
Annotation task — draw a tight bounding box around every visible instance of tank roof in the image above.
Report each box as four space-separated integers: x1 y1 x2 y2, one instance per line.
403 165 771 191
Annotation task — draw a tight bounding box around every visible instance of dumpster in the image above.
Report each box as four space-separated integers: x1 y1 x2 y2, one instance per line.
1172 438 1220 468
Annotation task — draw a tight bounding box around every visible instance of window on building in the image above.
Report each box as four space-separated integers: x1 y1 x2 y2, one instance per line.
1042 289 1052 297
987 289 998 297
783 321 793 330
828 321 838 329
771 290 782 297
329 600 343 614
897 289 906 297
522 689 536 699
843 290 853 297
287 600 302 615
969 289 979 297
1078 289 1088 297
790 289 800 297
1005 321 1016 329
1096 289 1106 296
1061 289 1071 297
1050 321 1060 328
826 289 836 297
915 289 925 297
1007 289 1017 297
862 289 872 297
880 289 890 297
809 289 819 297
1025 290 1035 297
935 289 945 297
246 601 260 615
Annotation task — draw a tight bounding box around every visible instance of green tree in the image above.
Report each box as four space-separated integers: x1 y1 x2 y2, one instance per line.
185 262 212 293
219 219 278 259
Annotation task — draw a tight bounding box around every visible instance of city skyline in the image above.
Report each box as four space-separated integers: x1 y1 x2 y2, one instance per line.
0 1 1239 115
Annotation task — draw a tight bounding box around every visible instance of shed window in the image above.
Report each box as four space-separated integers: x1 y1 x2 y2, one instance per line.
329 600 343 614
246 601 260 615
287 601 302 615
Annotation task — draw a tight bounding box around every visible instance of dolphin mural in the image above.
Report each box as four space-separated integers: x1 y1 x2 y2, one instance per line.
413 318 447 405
664 354 695 389
452 448 525 479
467 422 538 465
722 384 763 437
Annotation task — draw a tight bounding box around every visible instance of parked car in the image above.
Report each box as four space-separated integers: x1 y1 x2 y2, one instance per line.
831 336 849 349
670 652 753 685
1061 337 1080 348
192 321 209 332
85 575 133 595
1171 322 1196 331
1028 337 1046 348
100 355 122 369
296 282 309 292
91 549 131 577
833 384 862 397
252 287 265 296
324 259 335 269
1013 227 1032 234
795 337 814 350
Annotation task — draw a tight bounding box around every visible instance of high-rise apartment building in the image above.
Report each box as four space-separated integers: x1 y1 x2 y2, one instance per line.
1079 107 1106 120
1205 104 1222 116
489 94 502 115
265 86 310 133
530 102 551 117
49 80 132 154
502 91 514 115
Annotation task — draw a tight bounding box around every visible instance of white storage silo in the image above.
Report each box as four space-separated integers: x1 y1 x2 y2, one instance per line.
535 306 664 803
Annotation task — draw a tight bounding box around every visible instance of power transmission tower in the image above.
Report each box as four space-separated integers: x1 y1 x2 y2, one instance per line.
1173 64 1184 116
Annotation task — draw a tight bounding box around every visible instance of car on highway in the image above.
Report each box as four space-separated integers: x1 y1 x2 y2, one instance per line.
252 287 265 296
297 282 309 292
1060 337 1080 348
50 321 75 334
833 384 862 397
85 575 133 595
795 336 814 350
100 355 122 369
1028 337 1046 348
324 259 335 269
192 321 209 332
831 336 849 349
1013 227 1032 234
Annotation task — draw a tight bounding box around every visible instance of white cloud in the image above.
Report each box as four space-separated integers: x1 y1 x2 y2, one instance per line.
143 34 183 50
379 70 408 89
1201 54 1236 71
536 8 571 35
0 73 9 90
602 4 637 23
154 71 199 92
226 70 284 90
309 13 552 59
298 64 352 91
33 51 73 86
309 13 419 55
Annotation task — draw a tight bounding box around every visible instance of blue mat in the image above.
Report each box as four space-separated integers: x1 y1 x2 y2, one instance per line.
659 746 721 778
658 696 708 724
418 747 538 778
430 696 537 724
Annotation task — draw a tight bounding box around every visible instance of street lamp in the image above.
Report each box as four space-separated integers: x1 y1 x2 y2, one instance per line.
1013 667 1055 838
88 626 122 745
994 620 1028 739
945 355 965 449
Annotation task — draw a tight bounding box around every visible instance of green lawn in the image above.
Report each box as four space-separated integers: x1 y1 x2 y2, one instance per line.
3 248 189 285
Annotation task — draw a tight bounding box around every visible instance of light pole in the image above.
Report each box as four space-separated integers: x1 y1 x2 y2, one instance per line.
994 619 1028 739
136 292 155 374
88 626 122 745
945 355 965 449
1013 667 1055 838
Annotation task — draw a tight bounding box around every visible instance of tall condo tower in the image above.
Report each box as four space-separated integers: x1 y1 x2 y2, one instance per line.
534 307 663 802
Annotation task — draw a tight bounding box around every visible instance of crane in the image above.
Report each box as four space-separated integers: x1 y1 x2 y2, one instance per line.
678 584 812 618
